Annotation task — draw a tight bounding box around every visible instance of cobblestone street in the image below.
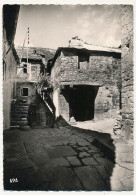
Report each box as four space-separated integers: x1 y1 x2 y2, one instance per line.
3 125 133 191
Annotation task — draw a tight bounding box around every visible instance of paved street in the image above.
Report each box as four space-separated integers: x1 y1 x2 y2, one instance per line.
3 125 133 191
75 118 115 136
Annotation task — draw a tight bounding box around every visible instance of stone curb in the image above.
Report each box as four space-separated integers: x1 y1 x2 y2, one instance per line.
92 138 115 162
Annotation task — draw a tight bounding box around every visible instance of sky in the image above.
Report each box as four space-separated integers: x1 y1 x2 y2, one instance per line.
15 4 121 49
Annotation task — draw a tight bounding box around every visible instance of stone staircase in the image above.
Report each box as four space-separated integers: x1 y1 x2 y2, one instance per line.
10 101 30 129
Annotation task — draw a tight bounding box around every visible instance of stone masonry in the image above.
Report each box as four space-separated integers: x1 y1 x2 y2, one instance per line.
17 62 41 82
3 5 20 130
121 5 133 141
51 50 121 89
50 47 121 122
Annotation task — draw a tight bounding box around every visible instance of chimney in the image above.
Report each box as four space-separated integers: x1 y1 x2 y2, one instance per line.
69 36 84 48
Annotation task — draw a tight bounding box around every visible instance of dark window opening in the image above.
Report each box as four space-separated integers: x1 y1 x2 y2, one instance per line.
3 61 6 81
33 49 36 54
119 90 122 109
78 55 89 69
23 64 27 73
22 88 28 96
126 43 130 48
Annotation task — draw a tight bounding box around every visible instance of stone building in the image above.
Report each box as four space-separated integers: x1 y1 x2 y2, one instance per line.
10 47 54 128
16 46 46 104
49 37 121 123
3 5 20 130
121 5 133 141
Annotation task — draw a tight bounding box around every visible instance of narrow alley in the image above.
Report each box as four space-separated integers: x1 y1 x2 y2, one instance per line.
2 4 134 192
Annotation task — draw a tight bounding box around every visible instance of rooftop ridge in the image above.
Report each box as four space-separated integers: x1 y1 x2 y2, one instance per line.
84 42 120 49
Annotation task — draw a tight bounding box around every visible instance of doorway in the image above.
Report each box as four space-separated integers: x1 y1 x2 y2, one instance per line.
62 85 99 121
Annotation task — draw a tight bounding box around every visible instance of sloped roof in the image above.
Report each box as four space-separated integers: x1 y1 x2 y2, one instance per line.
3 5 20 43
68 37 121 53
16 46 56 61
16 46 43 60
81 43 121 53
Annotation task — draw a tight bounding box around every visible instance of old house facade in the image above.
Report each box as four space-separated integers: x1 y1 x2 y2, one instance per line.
49 38 121 123
10 47 54 128
16 46 46 104
3 5 20 130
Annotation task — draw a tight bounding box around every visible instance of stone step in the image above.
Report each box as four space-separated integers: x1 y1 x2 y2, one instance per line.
11 111 28 118
20 118 27 121
10 124 30 131
11 113 27 117
11 115 19 119
16 111 28 114
18 99 27 103
10 125 20 130
32 125 45 129
11 105 29 110
18 103 29 106
11 121 17 126
17 105 29 108
11 119 27 123
20 125 31 131
18 121 28 125
11 111 18 115
16 112 28 118
17 107 28 111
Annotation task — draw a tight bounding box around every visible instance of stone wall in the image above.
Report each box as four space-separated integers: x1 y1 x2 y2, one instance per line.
31 64 41 82
95 86 119 120
16 82 37 104
89 56 121 86
15 83 54 127
52 50 121 89
3 28 18 130
121 5 133 140
17 62 41 82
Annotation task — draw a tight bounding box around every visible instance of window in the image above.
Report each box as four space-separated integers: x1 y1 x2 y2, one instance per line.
78 55 89 69
23 64 27 73
22 88 28 96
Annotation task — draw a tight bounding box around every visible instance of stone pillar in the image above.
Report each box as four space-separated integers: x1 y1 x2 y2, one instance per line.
53 88 60 118
121 5 133 141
